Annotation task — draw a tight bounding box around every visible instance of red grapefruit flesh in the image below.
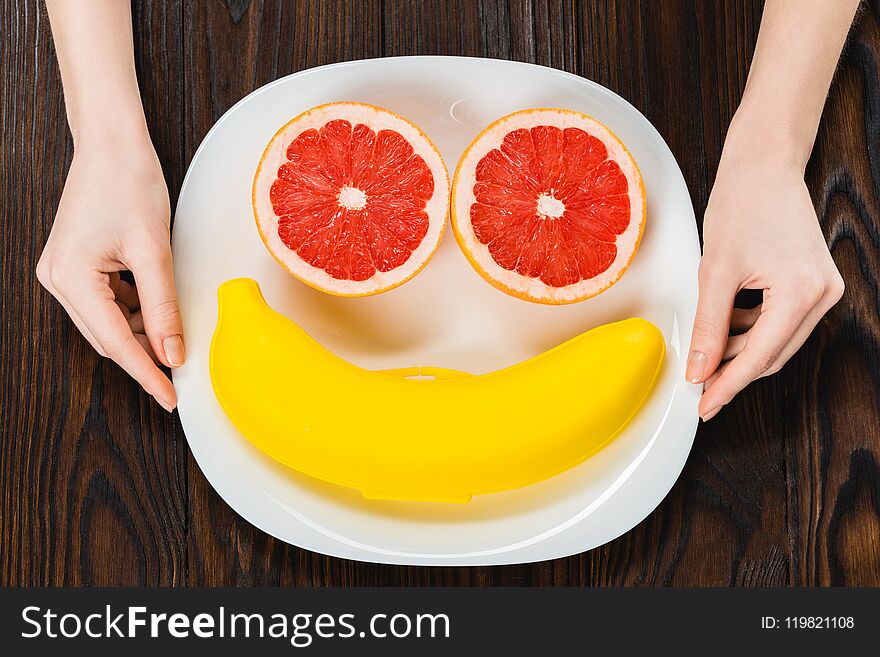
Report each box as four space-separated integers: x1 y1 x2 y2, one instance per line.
253 103 449 296
452 108 646 304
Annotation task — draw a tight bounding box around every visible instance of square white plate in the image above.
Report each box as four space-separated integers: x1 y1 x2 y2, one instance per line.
172 56 701 565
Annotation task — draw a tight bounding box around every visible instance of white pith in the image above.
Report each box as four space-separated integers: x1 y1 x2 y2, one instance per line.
254 103 449 296
453 109 645 304
536 193 565 218
338 185 367 210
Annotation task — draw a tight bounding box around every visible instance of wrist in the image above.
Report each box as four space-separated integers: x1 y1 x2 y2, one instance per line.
68 99 152 153
722 94 814 174
72 118 156 161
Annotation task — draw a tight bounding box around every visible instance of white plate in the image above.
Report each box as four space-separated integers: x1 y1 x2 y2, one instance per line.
172 56 701 565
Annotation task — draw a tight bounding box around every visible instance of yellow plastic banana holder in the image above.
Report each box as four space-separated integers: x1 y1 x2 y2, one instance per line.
209 278 665 503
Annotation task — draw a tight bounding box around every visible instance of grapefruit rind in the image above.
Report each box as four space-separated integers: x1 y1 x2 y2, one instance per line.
451 108 647 305
253 102 450 297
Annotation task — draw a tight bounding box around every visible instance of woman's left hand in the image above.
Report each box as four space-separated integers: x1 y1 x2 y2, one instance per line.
686 128 845 421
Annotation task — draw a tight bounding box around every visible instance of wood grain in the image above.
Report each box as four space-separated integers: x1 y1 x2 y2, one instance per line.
1 0 878 587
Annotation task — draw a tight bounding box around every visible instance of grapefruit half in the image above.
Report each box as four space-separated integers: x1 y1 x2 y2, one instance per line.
253 102 449 296
452 108 646 304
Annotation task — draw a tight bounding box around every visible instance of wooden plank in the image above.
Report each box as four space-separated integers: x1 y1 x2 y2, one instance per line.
382 0 482 56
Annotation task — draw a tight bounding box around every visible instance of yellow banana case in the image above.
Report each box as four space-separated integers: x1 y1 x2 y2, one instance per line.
209 278 665 503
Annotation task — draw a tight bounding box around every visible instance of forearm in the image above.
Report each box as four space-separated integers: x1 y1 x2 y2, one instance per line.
45 0 149 148
726 0 860 171
690 1 853 416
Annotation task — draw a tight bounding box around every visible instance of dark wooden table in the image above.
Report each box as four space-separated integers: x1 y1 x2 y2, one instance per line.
2 0 879 587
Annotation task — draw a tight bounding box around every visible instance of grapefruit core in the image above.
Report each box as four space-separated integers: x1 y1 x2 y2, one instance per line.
452 108 646 304
253 102 450 296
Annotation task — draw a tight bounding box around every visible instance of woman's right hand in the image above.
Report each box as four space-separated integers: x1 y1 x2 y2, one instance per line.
36 132 184 411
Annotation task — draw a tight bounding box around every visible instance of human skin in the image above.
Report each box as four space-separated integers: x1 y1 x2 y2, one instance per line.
40 1 857 417
40 0 182 411
687 0 860 421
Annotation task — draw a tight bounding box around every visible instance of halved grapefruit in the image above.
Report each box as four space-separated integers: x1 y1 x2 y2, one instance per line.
253 102 449 296
452 108 646 304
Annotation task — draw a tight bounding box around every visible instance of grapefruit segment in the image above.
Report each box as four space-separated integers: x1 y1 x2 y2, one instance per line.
452 108 646 304
253 102 449 296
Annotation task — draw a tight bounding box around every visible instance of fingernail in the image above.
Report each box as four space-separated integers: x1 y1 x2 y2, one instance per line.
163 334 185 367
154 395 175 412
686 350 707 383
701 405 722 422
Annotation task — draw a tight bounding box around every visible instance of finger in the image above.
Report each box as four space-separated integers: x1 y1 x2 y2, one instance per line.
701 279 843 420
128 309 145 334
703 360 730 392
115 300 131 320
135 333 161 366
686 260 739 383
56 293 104 354
37 262 99 349
67 271 177 411
756 297 834 380
42 277 106 355
129 245 185 369
731 305 761 333
115 279 141 311
722 332 749 361
699 301 804 418
757 275 844 378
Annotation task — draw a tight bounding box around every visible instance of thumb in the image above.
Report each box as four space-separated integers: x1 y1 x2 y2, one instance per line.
131 244 185 369
687 259 737 384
